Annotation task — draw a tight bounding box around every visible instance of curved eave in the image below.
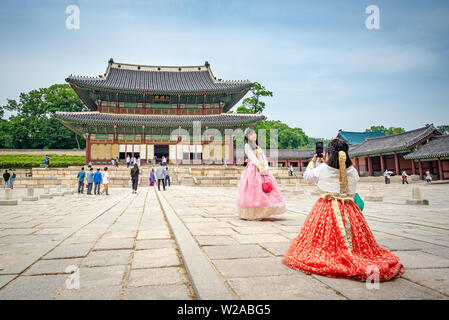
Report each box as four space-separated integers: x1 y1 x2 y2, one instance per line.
66 78 253 96
53 113 266 128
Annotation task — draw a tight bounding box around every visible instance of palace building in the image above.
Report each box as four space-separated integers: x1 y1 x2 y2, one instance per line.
55 59 265 165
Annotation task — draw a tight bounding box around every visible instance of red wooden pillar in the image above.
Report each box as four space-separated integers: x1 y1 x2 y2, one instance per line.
85 136 91 164
367 156 373 176
299 161 303 172
380 154 385 174
229 138 234 165
418 160 423 180
411 159 416 175
438 158 444 180
394 153 400 175
355 158 360 174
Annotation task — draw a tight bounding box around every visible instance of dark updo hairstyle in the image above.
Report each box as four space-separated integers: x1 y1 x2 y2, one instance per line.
326 138 352 169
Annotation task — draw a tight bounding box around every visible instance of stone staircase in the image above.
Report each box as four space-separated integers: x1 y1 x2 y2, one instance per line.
7 165 303 188
174 165 303 187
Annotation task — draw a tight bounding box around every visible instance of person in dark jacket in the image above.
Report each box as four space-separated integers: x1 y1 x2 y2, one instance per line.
165 166 171 187
93 168 102 195
130 164 140 194
3 170 10 189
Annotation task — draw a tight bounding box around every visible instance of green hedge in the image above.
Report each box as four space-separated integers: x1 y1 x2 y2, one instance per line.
0 154 86 169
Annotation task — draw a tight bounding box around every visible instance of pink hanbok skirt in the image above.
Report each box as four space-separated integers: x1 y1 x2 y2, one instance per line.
237 161 286 219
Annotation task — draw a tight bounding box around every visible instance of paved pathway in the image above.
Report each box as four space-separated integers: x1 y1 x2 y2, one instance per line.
0 187 195 300
161 182 449 300
1 182 448 299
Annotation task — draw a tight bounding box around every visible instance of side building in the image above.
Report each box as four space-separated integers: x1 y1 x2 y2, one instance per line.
349 124 440 178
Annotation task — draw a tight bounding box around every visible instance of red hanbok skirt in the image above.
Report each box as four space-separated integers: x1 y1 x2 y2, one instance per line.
282 198 404 281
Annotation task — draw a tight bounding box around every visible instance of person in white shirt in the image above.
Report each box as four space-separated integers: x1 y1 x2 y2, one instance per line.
283 138 404 281
101 167 110 195
126 155 131 168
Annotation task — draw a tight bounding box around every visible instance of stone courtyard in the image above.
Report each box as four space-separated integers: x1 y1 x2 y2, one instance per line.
0 181 448 300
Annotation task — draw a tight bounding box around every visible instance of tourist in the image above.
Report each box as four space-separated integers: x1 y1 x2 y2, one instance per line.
8 168 16 189
115 157 119 168
111 159 115 167
77 167 86 194
402 170 409 184
86 168 94 195
101 167 110 195
425 170 432 183
93 168 102 195
126 155 131 168
237 128 286 220
131 155 136 166
130 164 140 194
149 168 156 186
148 159 151 169
288 164 294 176
162 156 167 165
3 170 10 189
137 157 141 167
384 169 392 184
165 166 171 187
223 157 227 167
156 163 166 191
44 155 49 168
282 138 404 281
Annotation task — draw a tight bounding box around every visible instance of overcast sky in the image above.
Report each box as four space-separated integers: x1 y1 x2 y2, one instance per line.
1 0 448 138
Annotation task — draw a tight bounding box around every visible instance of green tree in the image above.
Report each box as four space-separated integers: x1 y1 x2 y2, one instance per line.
236 82 273 114
0 84 87 149
365 125 405 135
437 125 449 134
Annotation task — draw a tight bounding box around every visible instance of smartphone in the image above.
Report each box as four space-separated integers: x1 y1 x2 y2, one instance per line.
316 142 324 158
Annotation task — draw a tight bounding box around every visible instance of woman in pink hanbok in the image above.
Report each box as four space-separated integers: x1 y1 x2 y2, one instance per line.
237 128 286 220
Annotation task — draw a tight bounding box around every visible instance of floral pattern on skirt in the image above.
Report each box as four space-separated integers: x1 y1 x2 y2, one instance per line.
282 198 404 281
237 161 286 219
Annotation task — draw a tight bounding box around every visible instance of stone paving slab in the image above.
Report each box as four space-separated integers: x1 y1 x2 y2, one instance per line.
203 244 270 260
0 275 67 300
128 267 187 287
123 285 192 300
24 258 83 275
228 274 346 300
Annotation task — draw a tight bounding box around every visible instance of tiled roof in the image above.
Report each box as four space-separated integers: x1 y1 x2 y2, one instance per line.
404 135 449 159
337 130 385 145
53 111 265 126
349 124 438 157
270 149 315 160
66 60 252 94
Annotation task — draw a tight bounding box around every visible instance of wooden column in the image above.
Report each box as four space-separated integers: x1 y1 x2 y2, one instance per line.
85 136 91 164
367 156 374 176
411 159 416 175
299 161 303 172
438 158 444 180
418 160 423 180
380 154 385 174
394 153 400 175
355 158 360 174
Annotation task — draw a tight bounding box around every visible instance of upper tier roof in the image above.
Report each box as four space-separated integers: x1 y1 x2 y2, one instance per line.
66 59 253 94
349 124 438 157
404 135 449 159
337 130 386 145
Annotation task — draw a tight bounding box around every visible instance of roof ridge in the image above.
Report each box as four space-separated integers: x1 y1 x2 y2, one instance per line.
362 124 434 142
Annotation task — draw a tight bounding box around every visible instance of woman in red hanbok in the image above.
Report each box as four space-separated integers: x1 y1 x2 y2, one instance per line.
237 128 286 220
283 138 404 281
